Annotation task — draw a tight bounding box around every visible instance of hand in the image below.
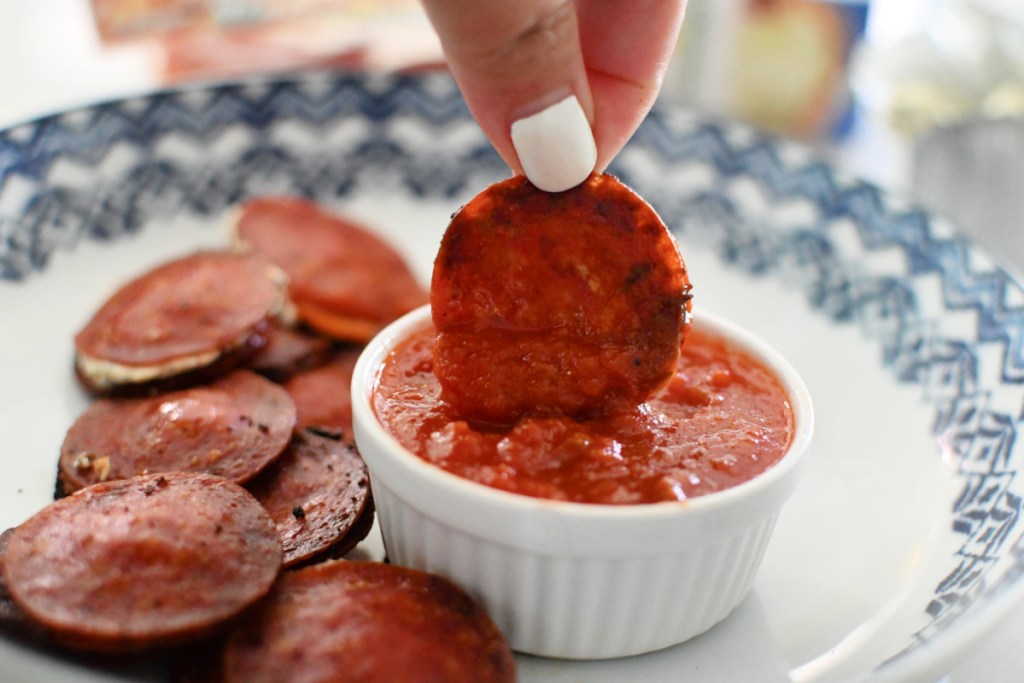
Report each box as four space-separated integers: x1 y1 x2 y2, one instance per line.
421 0 687 192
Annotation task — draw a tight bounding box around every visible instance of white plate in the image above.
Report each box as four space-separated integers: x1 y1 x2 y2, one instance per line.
2 72 1022 683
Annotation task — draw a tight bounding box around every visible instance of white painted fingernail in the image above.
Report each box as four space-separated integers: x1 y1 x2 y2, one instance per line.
511 95 597 193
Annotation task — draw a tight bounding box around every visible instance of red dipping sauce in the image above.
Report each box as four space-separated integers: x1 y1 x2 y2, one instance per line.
372 322 795 505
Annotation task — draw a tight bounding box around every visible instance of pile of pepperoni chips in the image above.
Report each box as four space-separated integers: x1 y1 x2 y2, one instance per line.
0 197 515 682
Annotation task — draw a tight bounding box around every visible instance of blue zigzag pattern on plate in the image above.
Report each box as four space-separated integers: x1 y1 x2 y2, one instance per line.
628 114 1024 662
2 72 1023 665
0 73 506 279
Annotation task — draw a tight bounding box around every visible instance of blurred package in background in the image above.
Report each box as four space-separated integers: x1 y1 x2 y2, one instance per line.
874 1 1024 262
666 0 870 140
89 0 442 83
853 0 1024 136
95 0 873 140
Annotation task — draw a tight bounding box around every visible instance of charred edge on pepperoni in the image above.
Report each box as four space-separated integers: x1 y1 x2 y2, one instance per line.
624 262 655 286
305 426 344 441
142 476 170 497
74 325 270 398
53 461 70 501
437 226 472 272
284 497 376 571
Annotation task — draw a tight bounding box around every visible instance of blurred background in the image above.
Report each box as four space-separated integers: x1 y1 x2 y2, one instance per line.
1 0 1023 679
3 1 1024 199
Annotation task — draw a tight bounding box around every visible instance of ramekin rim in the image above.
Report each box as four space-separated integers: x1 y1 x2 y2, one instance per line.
351 304 813 522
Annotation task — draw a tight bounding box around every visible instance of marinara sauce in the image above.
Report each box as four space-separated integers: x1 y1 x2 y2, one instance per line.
373 322 794 505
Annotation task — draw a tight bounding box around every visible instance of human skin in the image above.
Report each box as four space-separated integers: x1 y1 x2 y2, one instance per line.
421 0 688 184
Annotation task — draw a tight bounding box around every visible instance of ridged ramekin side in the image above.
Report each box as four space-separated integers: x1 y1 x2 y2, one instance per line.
372 479 780 659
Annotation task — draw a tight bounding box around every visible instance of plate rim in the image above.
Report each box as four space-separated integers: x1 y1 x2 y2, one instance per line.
3 69 1024 682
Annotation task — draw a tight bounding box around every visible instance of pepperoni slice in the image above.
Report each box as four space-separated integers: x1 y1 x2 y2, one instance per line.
74 250 285 394
222 561 516 683
248 322 336 382
1 472 282 653
431 173 692 423
0 528 37 638
233 196 427 343
58 370 296 495
245 429 372 568
282 349 361 440
288 262 427 342
0 528 51 647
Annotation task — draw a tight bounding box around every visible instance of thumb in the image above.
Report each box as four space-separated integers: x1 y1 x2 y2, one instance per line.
421 0 597 192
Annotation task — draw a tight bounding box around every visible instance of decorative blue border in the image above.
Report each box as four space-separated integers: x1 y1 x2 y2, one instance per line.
0 73 505 280
628 115 1024 660
2 71 1022 669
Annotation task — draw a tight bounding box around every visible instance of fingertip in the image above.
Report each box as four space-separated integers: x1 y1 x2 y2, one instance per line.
422 0 594 188
510 95 597 193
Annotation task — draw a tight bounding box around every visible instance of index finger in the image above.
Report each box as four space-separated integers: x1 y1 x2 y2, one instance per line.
576 0 688 169
421 0 597 190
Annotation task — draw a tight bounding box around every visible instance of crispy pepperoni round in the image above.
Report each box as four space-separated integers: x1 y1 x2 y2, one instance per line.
222 561 515 683
431 173 692 423
233 196 427 343
1 473 282 653
58 370 296 494
282 349 361 440
245 429 372 568
74 250 285 392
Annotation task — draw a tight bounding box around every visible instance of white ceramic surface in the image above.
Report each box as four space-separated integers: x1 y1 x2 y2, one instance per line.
352 306 813 659
2 72 1024 682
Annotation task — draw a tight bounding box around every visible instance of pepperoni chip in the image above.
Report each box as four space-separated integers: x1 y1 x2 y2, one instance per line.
431 173 692 423
0 527 50 647
222 561 516 683
248 322 336 382
58 370 296 495
245 429 372 568
233 196 427 343
282 349 361 440
1 473 282 653
74 250 285 394
0 528 36 637
0 529 11 594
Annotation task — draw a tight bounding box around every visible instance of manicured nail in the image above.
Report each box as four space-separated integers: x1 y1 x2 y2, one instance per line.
510 95 597 193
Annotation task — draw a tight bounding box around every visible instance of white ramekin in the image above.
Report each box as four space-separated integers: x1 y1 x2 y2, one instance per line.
352 305 813 660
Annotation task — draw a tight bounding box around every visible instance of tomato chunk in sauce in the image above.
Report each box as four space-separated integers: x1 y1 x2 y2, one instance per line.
373 322 795 505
